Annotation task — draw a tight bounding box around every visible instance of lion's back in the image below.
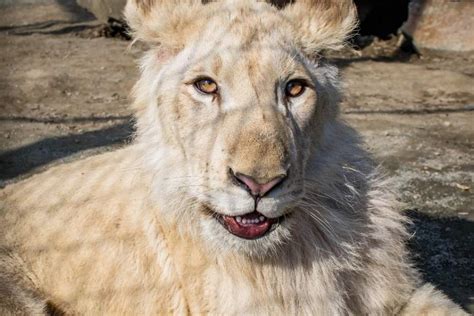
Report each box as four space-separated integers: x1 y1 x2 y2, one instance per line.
0 146 183 314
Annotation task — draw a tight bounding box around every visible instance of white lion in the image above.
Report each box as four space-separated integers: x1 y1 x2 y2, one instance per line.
0 0 467 314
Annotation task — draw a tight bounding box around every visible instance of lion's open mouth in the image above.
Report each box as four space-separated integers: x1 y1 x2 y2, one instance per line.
215 211 282 240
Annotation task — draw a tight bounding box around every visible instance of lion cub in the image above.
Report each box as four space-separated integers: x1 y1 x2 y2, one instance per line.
0 0 467 314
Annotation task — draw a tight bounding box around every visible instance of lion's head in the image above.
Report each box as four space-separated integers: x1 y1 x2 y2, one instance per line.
126 0 358 255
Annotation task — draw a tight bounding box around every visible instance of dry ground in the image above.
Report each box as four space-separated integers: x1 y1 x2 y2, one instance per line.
0 1 473 312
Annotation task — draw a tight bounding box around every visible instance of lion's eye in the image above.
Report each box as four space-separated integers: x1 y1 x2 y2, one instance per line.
194 78 218 94
285 80 306 98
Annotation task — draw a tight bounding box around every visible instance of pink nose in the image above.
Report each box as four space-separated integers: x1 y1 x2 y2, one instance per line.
231 170 286 198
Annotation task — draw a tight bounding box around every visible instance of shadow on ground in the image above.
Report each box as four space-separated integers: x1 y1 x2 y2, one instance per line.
0 0 97 36
407 210 474 311
0 20 100 36
0 121 134 182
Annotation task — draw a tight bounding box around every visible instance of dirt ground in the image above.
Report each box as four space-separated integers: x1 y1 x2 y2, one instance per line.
1 1 473 312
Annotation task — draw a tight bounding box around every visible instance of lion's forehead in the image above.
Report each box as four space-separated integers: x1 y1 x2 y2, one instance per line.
187 6 298 70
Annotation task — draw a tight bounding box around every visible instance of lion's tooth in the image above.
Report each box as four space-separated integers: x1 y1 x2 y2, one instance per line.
259 216 265 221
242 219 247 224
236 216 242 223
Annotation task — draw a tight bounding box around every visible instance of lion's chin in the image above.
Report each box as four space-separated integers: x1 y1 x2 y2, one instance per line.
214 211 283 240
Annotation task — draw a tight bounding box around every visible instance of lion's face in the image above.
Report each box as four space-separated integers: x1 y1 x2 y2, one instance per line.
129 0 356 254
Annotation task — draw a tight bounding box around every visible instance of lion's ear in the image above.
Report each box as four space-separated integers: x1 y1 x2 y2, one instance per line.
124 0 206 49
281 0 358 53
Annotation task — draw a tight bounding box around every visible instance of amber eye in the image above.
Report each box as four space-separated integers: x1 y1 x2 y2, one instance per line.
285 80 306 98
194 78 218 94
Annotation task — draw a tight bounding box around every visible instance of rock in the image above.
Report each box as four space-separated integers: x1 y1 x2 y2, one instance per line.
402 0 474 54
77 0 127 22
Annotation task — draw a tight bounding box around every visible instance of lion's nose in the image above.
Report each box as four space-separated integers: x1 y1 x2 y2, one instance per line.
229 168 287 198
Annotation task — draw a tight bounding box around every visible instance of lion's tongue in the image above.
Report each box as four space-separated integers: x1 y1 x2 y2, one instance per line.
222 211 272 239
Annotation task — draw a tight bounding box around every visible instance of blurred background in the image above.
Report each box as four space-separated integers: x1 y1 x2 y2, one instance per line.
0 0 473 312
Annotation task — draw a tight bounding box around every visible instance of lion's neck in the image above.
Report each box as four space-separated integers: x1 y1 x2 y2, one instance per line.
143 210 362 315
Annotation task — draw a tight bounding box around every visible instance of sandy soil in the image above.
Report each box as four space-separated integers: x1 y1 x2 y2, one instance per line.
0 1 473 312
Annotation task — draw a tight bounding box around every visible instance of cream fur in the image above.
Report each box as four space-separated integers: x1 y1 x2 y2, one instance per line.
0 0 467 315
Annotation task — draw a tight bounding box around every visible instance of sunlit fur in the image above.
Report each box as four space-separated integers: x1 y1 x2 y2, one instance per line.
0 0 467 314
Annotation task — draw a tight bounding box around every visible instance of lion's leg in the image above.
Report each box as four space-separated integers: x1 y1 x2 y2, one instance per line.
400 284 468 316
0 248 49 315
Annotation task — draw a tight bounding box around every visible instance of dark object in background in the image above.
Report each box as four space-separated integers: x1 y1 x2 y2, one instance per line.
102 17 131 40
354 0 410 39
